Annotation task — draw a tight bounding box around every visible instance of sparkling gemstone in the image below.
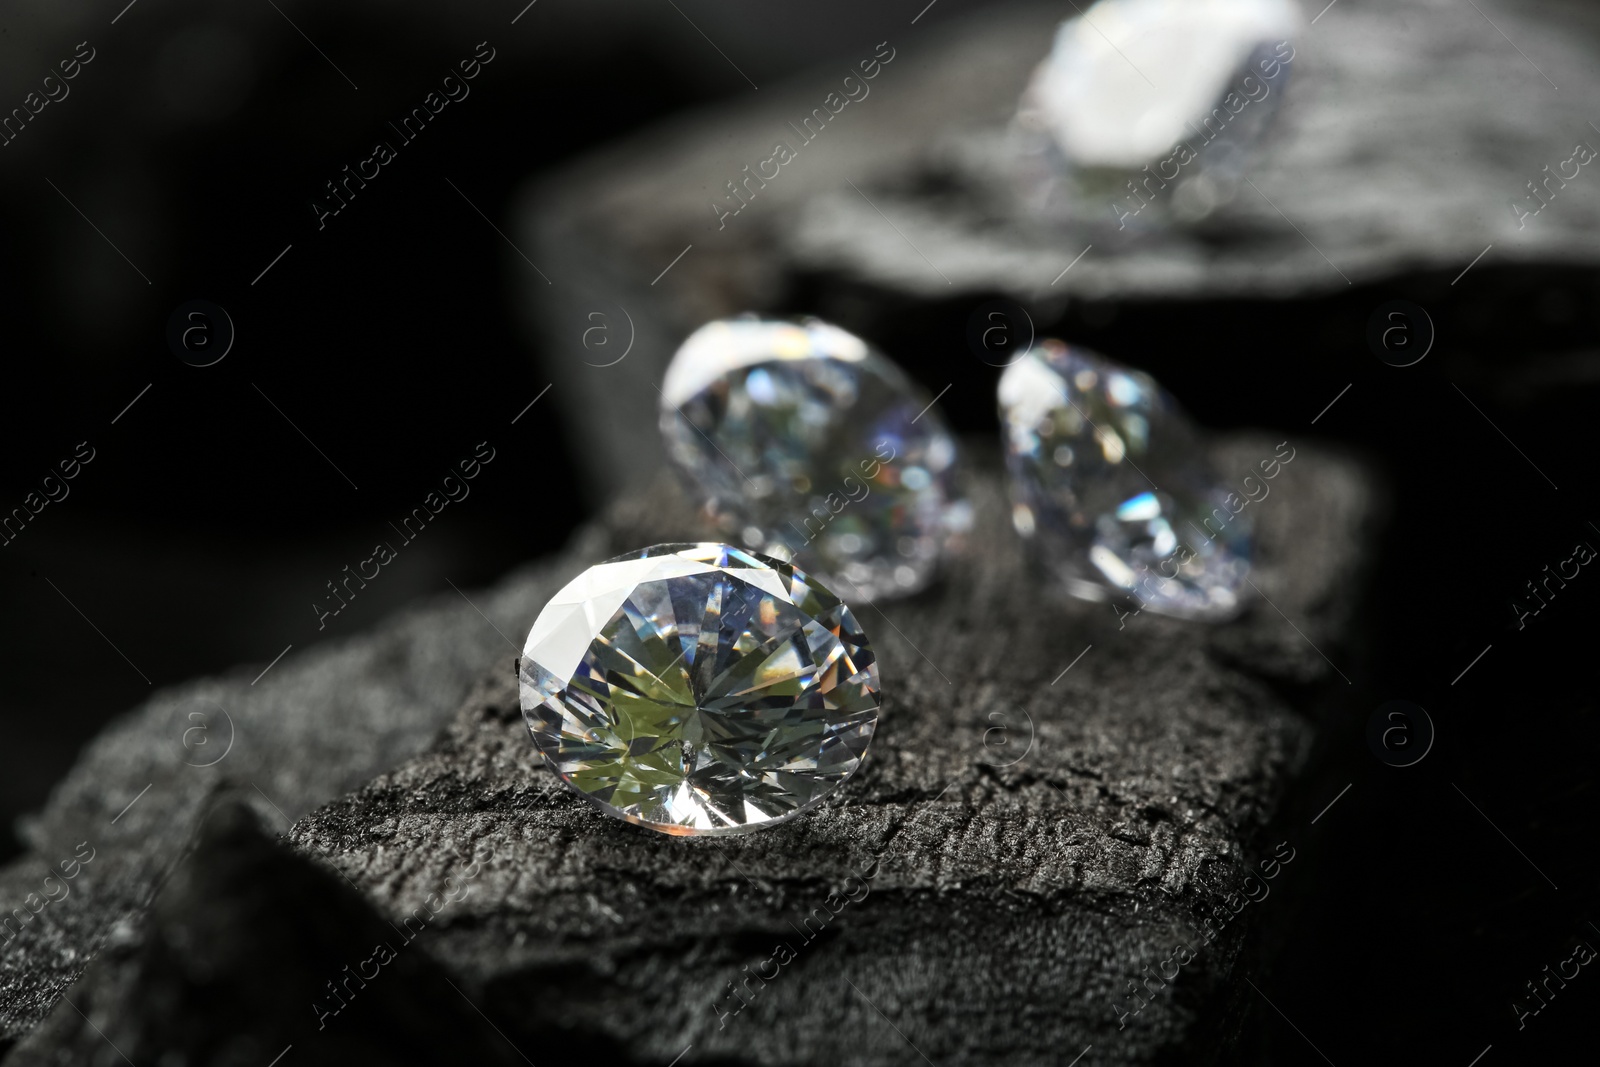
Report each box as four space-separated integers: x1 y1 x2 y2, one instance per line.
998 341 1251 619
1015 0 1300 222
519 543 880 836
660 317 968 603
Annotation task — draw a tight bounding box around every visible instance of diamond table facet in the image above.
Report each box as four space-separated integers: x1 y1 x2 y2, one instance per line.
999 341 1252 619
519 543 880 836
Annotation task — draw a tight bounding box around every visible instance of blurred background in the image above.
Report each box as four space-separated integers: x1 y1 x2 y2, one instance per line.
0 0 1004 855
2 0 1599 1062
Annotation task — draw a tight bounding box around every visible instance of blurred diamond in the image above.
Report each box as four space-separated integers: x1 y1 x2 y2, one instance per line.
520 543 879 836
1016 0 1302 223
660 317 968 602
999 341 1252 619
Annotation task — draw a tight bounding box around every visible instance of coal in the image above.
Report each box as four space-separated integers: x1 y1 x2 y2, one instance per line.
3 441 1374 1064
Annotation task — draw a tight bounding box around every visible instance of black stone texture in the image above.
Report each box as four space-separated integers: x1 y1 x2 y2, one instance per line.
1 441 1374 1065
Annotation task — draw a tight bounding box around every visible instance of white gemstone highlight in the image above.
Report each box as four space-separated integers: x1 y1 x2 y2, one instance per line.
520 543 880 836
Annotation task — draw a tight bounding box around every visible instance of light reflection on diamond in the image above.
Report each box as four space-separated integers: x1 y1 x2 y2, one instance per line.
1116 491 1161 522
519 543 880 836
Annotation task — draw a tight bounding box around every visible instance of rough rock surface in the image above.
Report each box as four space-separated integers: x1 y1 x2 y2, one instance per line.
0 534 580 1047
3 441 1373 1065
5 801 552 1067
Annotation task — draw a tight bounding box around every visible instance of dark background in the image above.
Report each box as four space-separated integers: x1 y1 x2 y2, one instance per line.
1 1 1597 1063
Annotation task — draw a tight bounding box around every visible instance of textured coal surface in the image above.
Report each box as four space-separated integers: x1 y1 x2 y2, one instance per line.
1 441 1374 1065
4 801 556 1067
0 538 580 1050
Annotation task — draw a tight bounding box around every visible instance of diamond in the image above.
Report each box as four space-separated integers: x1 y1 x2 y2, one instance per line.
1015 0 1301 223
519 543 880 836
998 341 1251 619
660 317 968 602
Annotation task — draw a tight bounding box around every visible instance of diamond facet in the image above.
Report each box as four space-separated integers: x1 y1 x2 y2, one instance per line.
999 341 1252 619
519 543 880 836
660 317 968 602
